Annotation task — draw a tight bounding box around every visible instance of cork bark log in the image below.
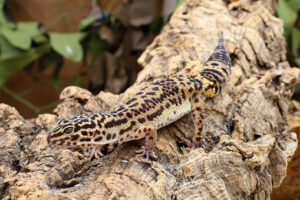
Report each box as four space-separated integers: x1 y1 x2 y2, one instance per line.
0 0 299 199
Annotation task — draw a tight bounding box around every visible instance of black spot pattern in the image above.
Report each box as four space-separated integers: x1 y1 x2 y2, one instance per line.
47 32 232 154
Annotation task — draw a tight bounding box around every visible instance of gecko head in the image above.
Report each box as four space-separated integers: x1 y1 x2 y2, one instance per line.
47 114 99 149
47 119 77 148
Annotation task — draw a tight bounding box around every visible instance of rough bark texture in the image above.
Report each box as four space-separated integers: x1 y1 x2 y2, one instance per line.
0 0 299 199
271 100 300 200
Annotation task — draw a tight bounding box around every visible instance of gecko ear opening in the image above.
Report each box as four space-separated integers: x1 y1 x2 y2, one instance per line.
63 127 74 135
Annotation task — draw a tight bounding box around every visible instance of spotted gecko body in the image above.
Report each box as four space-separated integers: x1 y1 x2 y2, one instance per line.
47 32 232 159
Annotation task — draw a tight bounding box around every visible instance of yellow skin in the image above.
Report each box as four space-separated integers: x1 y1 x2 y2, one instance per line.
47 32 231 159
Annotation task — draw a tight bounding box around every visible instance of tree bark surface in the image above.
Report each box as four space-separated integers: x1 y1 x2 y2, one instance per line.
0 0 299 200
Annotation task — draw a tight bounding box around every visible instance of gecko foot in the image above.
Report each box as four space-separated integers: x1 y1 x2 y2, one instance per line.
88 145 103 160
133 125 157 160
135 146 154 160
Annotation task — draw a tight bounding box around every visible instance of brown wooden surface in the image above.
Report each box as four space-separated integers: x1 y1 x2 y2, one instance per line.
0 0 299 199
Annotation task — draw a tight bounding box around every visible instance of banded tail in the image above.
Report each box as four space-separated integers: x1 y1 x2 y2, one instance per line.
205 31 231 68
197 32 232 97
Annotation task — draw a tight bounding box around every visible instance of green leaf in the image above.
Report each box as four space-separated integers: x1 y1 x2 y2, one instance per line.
17 22 42 38
33 35 48 44
87 34 108 65
0 44 50 88
295 58 300 67
277 0 297 30
1 27 31 50
0 35 25 60
78 17 94 30
0 0 14 28
286 0 300 12
175 0 185 11
149 17 164 34
292 28 300 53
49 32 86 62
0 0 10 26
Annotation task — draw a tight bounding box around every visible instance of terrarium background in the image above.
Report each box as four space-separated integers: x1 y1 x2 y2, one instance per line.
0 0 178 118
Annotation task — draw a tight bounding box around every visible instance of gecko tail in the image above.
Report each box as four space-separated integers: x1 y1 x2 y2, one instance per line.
205 31 232 67
197 31 232 98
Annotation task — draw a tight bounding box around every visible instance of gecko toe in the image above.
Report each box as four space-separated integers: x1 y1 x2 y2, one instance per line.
135 146 155 160
135 146 146 156
88 145 104 160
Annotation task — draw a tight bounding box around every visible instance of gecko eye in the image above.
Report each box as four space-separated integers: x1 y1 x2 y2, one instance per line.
63 127 74 135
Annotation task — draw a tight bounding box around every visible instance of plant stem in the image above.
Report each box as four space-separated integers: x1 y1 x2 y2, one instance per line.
40 101 59 112
2 86 41 114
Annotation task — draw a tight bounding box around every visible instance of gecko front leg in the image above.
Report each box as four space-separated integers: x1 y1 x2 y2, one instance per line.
191 96 206 148
88 145 104 160
134 126 157 159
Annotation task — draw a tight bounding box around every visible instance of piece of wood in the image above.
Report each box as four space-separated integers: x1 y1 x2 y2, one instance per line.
271 100 300 200
0 0 299 199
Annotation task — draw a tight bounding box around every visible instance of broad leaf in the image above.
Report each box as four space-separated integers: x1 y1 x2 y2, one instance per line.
0 35 25 60
49 32 86 62
295 58 300 67
0 0 5 24
291 28 300 54
1 27 31 50
78 17 94 30
17 22 42 38
286 0 300 13
277 0 297 31
33 35 48 44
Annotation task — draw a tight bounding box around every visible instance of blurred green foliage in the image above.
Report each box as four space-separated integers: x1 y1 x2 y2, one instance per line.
0 0 114 92
0 0 112 115
0 0 51 88
0 0 175 116
49 32 86 62
277 0 300 67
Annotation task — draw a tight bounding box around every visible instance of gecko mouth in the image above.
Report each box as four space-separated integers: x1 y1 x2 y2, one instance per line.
46 133 60 147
